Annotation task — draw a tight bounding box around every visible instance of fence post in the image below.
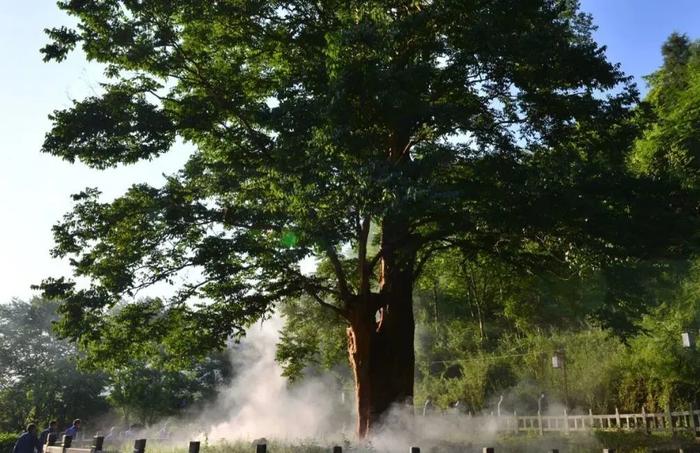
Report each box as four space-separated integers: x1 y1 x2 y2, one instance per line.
332 447 342 453
538 409 544 436
589 408 594 430
483 448 495 453
689 403 697 434
256 444 267 453
513 410 519 434
133 439 146 453
410 447 420 453
564 409 570 435
642 407 650 434
189 441 201 453
93 436 104 452
665 401 674 433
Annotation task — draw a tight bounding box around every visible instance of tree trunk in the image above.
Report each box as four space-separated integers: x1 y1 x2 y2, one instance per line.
347 221 416 438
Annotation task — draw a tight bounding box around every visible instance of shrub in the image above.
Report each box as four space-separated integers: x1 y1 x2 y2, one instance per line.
0 432 18 453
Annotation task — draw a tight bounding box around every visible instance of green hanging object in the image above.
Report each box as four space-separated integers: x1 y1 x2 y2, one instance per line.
280 230 298 248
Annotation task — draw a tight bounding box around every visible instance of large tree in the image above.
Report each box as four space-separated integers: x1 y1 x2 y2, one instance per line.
40 0 698 437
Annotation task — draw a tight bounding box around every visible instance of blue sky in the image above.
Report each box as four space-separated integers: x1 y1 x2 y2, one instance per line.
1 0 699 302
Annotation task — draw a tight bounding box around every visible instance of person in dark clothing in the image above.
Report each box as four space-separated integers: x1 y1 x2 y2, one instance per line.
13 424 40 453
38 421 57 452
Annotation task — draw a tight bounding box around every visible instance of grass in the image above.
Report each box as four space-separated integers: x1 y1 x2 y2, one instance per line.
104 430 700 453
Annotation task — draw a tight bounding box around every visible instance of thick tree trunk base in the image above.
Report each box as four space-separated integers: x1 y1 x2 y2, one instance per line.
347 292 415 438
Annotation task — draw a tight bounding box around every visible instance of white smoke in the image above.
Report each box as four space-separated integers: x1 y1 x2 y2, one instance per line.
181 315 595 452
203 316 353 443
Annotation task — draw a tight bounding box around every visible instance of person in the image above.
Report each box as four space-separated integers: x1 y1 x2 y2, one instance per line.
64 419 81 440
38 421 57 452
13 424 40 453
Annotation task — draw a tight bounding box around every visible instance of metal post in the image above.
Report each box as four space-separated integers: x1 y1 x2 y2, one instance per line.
562 354 569 411
538 393 545 436
256 444 267 453
189 441 200 453
93 436 104 451
332 447 342 453
483 448 495 453
410 448 420 453
133 439 146 453
690 403 698 434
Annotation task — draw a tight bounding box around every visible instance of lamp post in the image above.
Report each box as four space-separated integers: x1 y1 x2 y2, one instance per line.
552 349 569 410
682 331 696 349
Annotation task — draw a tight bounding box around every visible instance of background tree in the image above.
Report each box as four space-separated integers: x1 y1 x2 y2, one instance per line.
108 353 232 425
0 298 109 432
631 33 700 188
39 0 699 436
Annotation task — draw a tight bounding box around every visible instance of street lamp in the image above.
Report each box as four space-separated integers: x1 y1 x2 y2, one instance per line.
552 349 569 410
682 331 696 349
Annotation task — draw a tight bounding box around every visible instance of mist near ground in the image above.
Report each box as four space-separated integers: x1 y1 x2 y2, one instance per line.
163 315 587 453
201 316 353 443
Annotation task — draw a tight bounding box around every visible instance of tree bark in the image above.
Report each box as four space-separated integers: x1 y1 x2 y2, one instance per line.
346 220 416 438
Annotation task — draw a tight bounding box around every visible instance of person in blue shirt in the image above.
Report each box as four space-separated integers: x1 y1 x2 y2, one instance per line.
38 421 57 452
64 420 81 440
13 424 40 453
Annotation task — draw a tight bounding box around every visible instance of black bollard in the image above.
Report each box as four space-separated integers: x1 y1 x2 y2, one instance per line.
483 448 495 453
332 446 342 453
410 448 420 453
189 441 201 453
46 433 57 447
93 436 104 451
256 444 267 453
133 439 147 453
62 435 72 448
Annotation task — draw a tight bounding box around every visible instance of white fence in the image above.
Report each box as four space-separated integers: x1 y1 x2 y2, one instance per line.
473 406 700 435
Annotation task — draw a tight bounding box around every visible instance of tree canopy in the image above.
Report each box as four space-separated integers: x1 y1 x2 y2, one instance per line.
38 0 700 435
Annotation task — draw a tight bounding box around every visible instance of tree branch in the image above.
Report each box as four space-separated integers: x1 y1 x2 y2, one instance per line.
358 215 371 297
325 245 352 301
306 288 348 319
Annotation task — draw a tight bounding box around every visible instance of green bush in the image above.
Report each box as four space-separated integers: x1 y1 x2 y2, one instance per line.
0 432 18 453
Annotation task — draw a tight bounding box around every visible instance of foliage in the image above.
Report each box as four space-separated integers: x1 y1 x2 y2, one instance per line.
0 297 233 430
630 33 700 188
0 433 19 453
108 352 232 425
276 296 349 382
617 259 700 411
0 298 109 432
413 325 628 413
